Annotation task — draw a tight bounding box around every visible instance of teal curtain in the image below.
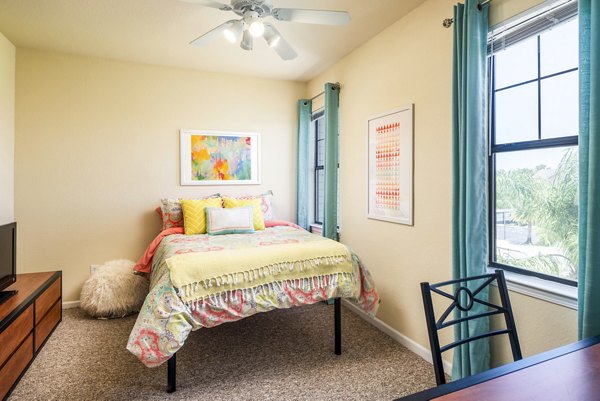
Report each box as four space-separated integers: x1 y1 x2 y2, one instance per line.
578 0 600 340
296 99 312 230
323 83 340 240
451 0 490 380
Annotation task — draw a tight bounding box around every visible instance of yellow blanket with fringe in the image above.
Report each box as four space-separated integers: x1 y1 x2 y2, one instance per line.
166 238 354 305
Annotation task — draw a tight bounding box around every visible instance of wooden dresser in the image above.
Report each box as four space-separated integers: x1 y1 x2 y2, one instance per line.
0 272 62 400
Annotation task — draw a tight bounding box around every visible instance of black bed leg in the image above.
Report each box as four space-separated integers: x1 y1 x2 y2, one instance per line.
334 298 341 355
167 353 176 393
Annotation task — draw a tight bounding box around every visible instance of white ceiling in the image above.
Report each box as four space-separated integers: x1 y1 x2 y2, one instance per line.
0 0 427 81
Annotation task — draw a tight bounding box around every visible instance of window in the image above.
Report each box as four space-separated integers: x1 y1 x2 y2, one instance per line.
313 110 325 225
488 3 579 286
311 109 339 227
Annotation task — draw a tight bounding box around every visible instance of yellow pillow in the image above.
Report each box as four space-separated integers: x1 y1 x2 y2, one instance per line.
222 197 265 230
181 198 223 235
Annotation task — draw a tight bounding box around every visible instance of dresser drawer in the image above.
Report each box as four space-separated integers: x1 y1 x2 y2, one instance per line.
0 305 33 368
35 277 61 324
0 333 33 400
35 299 61 351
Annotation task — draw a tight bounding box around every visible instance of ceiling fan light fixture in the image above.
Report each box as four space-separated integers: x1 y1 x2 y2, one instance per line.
187 0 350 60
240 29 253 50
249 20 265 37
244 11 265 37
223 20 243 43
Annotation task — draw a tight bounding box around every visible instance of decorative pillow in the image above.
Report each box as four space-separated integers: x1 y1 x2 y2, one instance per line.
222 197 265 230
159 194 219 230
181 198 223 235
206 207 255 235
233 190 274 221
159 199 183 229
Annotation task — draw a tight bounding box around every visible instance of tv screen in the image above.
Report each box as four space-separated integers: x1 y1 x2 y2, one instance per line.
0 222 16 293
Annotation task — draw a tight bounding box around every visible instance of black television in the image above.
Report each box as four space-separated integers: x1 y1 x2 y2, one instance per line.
0 222 17 304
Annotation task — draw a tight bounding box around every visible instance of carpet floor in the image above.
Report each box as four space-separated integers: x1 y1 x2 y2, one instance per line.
8 303 436 401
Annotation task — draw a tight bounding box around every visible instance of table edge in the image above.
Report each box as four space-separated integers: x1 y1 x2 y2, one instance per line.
395 334 600 401
0 272 62 333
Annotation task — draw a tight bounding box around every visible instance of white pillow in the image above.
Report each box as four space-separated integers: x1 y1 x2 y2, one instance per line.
206 207 255 235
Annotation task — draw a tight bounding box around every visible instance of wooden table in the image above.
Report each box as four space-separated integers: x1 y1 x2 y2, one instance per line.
396 335 600 401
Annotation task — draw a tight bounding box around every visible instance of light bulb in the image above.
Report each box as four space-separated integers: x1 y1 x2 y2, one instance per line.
224 29 236 43
248 20 264 37
244 11 264 38
224 20 243 43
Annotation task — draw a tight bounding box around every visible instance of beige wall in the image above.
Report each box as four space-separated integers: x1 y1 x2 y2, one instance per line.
490 290 576 366
15 49 305 301
307 0 576 368
0 33 15 225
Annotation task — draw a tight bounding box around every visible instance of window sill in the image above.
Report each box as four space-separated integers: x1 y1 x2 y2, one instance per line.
487 268 577 310
310 224 323 234
309 224 341 238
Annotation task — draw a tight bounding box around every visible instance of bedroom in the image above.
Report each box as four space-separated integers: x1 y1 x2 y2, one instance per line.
0 0 597 400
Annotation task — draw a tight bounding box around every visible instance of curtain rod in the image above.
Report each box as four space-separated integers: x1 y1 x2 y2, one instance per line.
442 0 492 28
311 91 325 101
308 82 341 101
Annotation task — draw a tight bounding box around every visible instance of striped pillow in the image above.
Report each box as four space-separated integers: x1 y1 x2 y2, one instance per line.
181 198 223 235
206 207 255 235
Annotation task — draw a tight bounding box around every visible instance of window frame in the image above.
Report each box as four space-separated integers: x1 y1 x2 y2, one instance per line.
312 109 325 225
487 18 579 287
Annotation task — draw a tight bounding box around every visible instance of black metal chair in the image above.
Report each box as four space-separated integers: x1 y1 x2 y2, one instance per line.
420 269 522 385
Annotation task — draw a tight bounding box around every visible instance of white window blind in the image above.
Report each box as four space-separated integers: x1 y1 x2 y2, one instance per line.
488 0 578 54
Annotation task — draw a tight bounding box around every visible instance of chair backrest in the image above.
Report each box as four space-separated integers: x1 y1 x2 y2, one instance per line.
420 269 522 385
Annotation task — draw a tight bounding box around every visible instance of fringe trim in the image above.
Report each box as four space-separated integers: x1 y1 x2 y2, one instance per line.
180 271 359 311
175 253 351 299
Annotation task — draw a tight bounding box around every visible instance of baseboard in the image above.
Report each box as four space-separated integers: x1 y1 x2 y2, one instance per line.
342 300 453 374
62 300 80 309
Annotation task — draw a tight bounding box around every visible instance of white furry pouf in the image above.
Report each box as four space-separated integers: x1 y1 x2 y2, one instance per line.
80 259 149 319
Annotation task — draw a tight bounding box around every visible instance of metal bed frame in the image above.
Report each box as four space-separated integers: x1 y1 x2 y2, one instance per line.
166 297 342 393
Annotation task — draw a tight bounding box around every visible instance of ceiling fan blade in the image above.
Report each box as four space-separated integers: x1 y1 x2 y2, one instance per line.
179 0 232 11
271 8 350 26
263 24 297 60
190 20 234 47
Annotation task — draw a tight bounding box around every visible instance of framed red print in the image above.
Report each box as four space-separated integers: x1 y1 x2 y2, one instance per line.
367 105 414 225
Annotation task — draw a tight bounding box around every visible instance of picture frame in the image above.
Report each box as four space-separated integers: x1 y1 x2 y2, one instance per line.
367 104 414 225
180 130 260 186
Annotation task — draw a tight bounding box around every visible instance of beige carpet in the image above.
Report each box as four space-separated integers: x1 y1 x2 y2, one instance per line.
9 303 436 401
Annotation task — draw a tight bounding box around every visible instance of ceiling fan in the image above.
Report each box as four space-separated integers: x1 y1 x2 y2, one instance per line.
181 0 351 60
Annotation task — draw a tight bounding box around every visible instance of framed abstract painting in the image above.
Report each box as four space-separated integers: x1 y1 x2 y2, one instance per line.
367 104 414 225
180 130 260 186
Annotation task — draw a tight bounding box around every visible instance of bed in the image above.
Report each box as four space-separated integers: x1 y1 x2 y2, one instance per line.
126 221 379 392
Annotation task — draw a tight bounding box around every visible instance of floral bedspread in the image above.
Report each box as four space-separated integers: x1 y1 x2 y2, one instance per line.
127 226 379 367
